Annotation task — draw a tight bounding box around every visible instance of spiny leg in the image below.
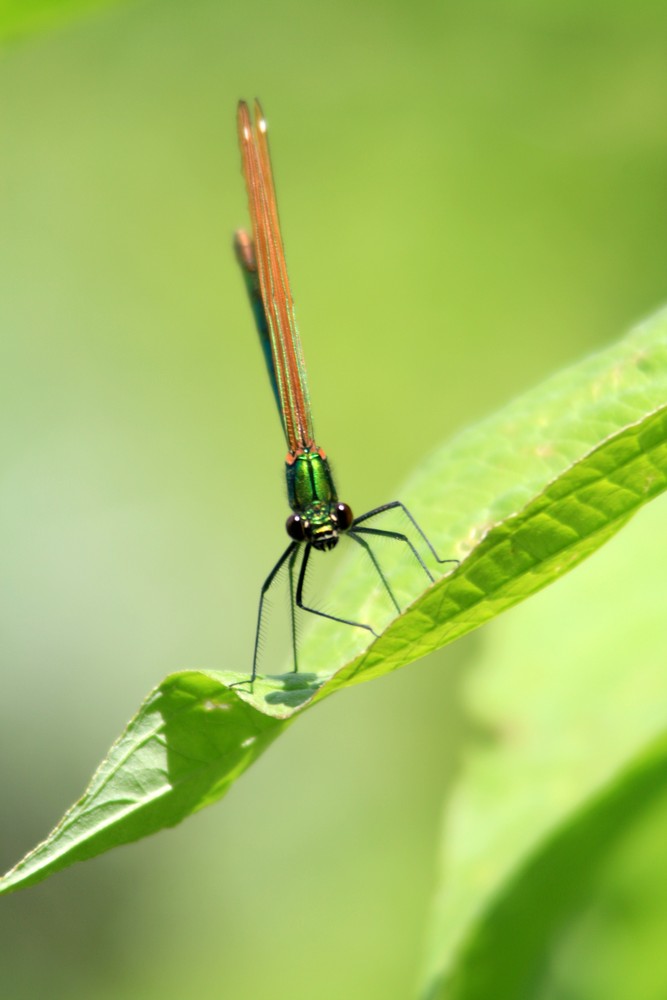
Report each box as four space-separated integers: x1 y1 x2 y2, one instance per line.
352 501 459 568
232 540 298 690
295 543 379 641
348 531 401 615
287 543 302 674
351 525 435 584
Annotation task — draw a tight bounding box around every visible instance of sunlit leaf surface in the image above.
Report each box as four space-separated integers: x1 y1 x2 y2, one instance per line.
2 306 667 894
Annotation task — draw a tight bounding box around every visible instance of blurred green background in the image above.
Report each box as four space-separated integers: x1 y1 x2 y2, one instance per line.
1 1 667 997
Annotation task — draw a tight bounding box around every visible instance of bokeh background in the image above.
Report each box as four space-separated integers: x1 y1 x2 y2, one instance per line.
2 1 667 997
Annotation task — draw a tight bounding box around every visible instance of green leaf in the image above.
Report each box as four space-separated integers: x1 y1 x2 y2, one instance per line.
0 673 288 894
3 305 667 894
0 0 130 43
419 488 667 998
424 733 667 1000
303 304 667 694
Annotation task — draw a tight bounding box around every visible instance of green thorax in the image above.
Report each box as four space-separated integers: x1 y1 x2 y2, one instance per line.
284 447 353 551
286 448 338 518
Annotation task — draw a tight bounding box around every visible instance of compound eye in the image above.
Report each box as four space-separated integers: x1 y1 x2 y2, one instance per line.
286 513 308 541
333 502 353 531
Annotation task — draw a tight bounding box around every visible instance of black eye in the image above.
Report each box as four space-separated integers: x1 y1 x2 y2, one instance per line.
333 502 353 531
286 513 308 541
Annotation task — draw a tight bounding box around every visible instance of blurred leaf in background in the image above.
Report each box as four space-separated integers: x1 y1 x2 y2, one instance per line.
1 1 667 998
423 494 667 1000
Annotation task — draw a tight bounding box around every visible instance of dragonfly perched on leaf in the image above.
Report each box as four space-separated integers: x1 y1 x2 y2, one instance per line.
234 100 456 687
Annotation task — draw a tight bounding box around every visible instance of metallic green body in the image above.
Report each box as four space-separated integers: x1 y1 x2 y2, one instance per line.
286 450 340 549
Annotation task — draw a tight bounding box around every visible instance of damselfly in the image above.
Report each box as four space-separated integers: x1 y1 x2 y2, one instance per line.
234 100 455 686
